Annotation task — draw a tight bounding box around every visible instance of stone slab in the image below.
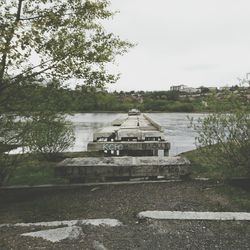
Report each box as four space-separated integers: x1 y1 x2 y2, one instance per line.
138 211 250 221
57 156 189 167
21 226 82 243
55 156 191 180
0 218 122 228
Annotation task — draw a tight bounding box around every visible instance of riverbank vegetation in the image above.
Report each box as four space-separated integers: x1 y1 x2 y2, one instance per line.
1 142 248 186
3 151 103 186
183 147 247 180
4 81 250 113
185 102 250 182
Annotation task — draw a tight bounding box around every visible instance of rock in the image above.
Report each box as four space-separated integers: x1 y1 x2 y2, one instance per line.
0 218 122 228
138 211 250 221
21 226 83 243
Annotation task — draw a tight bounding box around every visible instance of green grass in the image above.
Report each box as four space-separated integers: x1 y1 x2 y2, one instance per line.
2 145 248 188
5 151 103 186
183 147 250 211
7 163 67 186
7 158 66 186
215 185 250 211
182 147 245 180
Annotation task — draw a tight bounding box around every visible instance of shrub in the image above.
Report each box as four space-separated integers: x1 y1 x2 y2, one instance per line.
23 113 75 157
190 111 250 177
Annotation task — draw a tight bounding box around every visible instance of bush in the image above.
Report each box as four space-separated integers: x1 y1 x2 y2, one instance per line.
23 113 75 157
190 111 250 178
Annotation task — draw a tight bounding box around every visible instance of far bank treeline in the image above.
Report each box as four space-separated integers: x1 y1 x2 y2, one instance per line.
5 81 250 113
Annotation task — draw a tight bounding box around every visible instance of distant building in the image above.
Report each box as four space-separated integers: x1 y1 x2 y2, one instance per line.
170 85 185 92
170 85 200 94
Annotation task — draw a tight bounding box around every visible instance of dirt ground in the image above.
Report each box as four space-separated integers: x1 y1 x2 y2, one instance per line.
0 180 250 249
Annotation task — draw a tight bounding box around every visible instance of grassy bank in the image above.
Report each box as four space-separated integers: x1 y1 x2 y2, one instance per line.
4 151 103 186
3 147 249 185
182 148 250 211
1 147 249 213
182 148 248 180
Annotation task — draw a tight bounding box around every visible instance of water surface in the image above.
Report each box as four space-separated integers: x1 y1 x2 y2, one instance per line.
67 113 206 156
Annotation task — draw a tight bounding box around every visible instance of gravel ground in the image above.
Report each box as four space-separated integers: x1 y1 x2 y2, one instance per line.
0 180 249 249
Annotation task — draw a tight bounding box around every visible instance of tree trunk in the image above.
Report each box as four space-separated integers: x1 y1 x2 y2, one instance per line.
0 0 23 91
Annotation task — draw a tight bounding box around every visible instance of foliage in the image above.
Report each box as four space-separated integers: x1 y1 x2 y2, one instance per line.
0 112 75 184
190 111 250 178
2 78 249 113
0 153 21 186
184 148 239 179
0 0 133 90
22 113 75 156
6 151 103 186
0 114 21 185
6 158 67 186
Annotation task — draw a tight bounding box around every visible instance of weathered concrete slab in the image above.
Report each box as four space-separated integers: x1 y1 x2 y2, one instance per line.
21 226 82 243
0 219 122 228
143 114 163 132
89 112 169 156
57 156 189 167
138 211 250 221
111 116 127 126
55 156 191 181
93 126 117 141
92 114 165 142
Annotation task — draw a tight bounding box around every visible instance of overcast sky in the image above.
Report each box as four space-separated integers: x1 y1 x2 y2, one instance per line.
104 0 250 91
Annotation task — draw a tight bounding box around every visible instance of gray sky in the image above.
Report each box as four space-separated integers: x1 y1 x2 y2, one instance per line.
104 0 250 91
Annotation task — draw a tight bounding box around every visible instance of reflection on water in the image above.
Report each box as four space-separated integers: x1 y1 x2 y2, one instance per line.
67 112 206 156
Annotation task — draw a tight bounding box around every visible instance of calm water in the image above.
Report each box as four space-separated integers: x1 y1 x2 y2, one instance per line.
67 113 206 156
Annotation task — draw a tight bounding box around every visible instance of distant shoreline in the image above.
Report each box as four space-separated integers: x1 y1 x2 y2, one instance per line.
66 110 213 114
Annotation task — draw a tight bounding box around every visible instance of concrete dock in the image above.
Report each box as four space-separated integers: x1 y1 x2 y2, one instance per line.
88 113 170 157
56 111 191 182
55 156 190 182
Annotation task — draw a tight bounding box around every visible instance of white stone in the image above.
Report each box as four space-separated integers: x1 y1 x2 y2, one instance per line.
80 218 122 227
138 211 250 221
21 226 82 243
0 218 122 228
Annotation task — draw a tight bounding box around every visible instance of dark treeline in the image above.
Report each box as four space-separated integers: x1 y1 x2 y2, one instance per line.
3 81 250 113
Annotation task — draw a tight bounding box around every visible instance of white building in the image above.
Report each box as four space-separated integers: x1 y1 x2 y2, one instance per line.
170 85 200 93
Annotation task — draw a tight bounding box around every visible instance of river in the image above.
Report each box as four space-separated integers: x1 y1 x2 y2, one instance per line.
68 113 206 156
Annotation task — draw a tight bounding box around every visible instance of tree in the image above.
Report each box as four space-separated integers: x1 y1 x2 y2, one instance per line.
166 90 179 101
0 0 133 91
0 0 133 185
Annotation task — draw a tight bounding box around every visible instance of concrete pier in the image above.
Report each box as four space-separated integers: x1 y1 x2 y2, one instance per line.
56 111 191 182
55 156 191 182
88 113 170 156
